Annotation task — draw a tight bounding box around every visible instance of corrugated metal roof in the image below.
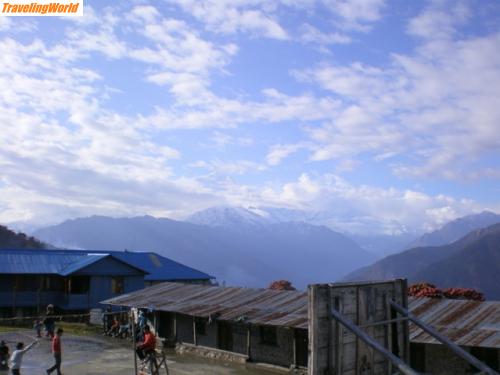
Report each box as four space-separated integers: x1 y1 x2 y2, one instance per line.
0 251 92 274
103 284 500 348
103 282 309 329
58 254 108 276
409 297 500 349
0 249 213 281
109 252 214 281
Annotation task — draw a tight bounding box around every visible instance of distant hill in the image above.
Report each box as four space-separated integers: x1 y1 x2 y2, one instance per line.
414 231 500 299
408 211 500 248
347 233 417 258
345 223 500 300
0 224 46 249
34 212 375 289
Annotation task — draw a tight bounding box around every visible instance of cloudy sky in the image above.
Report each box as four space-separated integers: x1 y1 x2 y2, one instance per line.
1 0 500 234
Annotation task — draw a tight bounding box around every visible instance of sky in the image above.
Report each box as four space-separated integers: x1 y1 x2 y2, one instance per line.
1 0 500 235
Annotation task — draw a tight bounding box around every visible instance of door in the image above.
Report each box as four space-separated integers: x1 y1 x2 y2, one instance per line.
295 328 308 367
158 312 174 339
217 321 233 351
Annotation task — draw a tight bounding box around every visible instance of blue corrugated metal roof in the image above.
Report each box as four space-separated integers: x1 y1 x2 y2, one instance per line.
0 249 213 281
0 251 88 274
58 254 108 276
109 252 214 281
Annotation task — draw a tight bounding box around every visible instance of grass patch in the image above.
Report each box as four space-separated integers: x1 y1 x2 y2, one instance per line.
0 325 20 333
0 323 103 337
55 322 103 336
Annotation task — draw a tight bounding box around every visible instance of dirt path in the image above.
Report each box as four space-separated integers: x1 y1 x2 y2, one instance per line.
0 330 281 375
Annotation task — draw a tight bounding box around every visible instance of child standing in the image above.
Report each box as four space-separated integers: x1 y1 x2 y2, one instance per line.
46 328 63 375
9 340 38 375
33 319 43 338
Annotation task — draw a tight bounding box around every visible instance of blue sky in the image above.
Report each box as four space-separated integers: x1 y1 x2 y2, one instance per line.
1 0 500 234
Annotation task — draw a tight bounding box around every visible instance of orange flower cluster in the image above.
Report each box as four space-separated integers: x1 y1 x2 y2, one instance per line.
408 283 484 301
268 280 296 291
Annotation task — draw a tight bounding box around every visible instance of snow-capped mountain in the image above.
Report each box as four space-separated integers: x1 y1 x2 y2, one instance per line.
186 206 273 228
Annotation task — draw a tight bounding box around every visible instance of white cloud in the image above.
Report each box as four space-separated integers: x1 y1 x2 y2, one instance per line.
266 144 304 166
407 1 470 40
0 17 13 31
295 9 500 179
191 159 266 175
125 6 238 103
142 90 340 130
300 23 352 46
248 173 481 234
166 0 288 39
0 35 193 227
0 0 497 234
323 0 386 32
207 131 254 149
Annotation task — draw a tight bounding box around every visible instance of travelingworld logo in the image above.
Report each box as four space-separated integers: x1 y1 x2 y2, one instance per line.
1 0 83 16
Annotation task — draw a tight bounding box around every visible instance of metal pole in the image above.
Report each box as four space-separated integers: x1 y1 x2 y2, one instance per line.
331 308 420 375
132 310 138 375
389 301 499 375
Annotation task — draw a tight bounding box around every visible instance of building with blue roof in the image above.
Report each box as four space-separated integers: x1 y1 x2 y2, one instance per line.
0 248 213 316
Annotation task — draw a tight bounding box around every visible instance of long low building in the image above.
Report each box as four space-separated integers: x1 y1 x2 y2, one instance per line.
103 282 500 373
0 249 213 316
104 281 309 369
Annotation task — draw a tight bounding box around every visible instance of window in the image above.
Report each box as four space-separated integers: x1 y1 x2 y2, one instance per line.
68 276 89 294
41 276 64 292
195 317 207 336
14 276 39 291
260 326 278 346
111 277 124 294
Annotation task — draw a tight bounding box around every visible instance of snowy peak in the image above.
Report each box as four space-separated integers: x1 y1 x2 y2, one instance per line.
186 206 272 228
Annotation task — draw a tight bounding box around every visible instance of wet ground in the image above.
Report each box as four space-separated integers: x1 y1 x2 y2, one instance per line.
0 330 281 375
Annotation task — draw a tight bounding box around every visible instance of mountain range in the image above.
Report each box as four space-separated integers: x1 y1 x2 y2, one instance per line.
33 211 376 289
5 206 499 298
407 211 500 248
345 222 500 299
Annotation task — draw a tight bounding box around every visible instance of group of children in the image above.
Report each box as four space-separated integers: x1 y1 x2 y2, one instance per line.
0 307 157 374
0 328 64 375
0 305 64 375
102 308 148 341
102 308 157 362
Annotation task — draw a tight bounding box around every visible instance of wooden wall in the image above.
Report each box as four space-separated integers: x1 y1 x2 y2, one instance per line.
309 280 408 375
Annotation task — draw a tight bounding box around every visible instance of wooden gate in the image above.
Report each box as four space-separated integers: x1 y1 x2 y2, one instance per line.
308 280 409 375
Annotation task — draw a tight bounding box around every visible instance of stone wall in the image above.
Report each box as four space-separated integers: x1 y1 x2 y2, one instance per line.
176 343 248 364
424 344 471 375
249 326 294 368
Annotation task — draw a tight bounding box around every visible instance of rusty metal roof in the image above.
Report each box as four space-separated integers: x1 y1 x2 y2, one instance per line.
409 297 500 349
102 282 309 329
102 283 500 347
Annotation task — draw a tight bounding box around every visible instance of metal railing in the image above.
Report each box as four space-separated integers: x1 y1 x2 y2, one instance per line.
389 301 499 375
331 308 420 375
331 300 499 375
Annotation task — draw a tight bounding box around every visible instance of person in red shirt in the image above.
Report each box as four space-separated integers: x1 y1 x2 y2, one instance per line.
136 325 156 360
46 328 63 375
